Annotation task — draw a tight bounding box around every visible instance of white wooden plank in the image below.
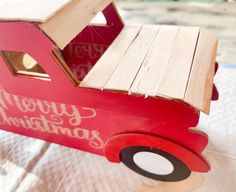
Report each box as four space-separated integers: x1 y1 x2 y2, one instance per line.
80 25 142 89
40 0 113 49
184 29 218 114
157 26 200 99
0 0 72 22
104 25 160 91
130 25 179 96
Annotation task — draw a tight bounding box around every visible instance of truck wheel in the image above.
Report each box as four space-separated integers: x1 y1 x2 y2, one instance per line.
120 146 191 181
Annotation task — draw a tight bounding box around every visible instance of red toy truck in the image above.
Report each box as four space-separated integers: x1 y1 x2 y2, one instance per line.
0 0 218 181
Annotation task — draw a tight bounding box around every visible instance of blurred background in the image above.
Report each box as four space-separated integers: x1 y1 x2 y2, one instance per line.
115 0 236 64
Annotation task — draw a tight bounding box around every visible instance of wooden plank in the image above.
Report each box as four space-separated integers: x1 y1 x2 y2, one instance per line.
80 25 142 89
139 173 203 192
184 29 218 114
156 26 200 99
40 0 113 49
0 0 72 22
130 25 179 96
104 25 160 91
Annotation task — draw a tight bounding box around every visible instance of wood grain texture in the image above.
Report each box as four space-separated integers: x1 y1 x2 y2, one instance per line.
157 27 200 99
0 0 72 22
130 25 179 96
40 0 113 49
81 25 218 114
80 25 142 89
184 29 218 114
104 25 160 91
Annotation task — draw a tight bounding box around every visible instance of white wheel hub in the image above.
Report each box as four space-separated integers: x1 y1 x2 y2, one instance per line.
133 152 174 175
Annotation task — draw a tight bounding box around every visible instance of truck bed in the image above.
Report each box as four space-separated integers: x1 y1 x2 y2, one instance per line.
80 25 218 114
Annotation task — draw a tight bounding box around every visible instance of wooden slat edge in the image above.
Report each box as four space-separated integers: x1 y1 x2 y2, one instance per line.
157 26 200 99
40 0 113 49
80 25 142 89
184 28 218 114
104 25 160 91
130 25 179 96
0 0 73 22
40 0 73 22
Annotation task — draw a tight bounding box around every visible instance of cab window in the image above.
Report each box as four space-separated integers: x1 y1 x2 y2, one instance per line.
1 51 50 80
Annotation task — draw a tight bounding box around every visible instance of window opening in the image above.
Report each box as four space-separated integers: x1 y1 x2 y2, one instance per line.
1 51 50 79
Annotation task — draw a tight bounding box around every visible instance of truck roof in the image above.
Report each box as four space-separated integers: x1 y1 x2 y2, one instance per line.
0 0 113 49
0 0 72 22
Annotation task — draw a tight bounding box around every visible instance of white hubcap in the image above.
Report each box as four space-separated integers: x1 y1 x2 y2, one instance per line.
133 152 174 175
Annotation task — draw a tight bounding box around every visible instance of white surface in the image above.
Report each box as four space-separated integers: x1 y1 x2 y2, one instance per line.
0 66 236 192
0 0 71 22
133 152 174 175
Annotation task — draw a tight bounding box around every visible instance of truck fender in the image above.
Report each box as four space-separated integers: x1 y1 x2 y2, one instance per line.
105 133 210 172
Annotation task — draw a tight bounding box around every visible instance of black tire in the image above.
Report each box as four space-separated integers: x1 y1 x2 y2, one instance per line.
120 146 191 182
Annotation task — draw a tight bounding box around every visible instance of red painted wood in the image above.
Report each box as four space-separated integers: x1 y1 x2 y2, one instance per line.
63 3 124 81
212 63 219 101
0 3 215 174
105 133 210 172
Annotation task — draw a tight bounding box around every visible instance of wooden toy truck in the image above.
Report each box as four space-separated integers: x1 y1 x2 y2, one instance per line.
0 0 218 181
